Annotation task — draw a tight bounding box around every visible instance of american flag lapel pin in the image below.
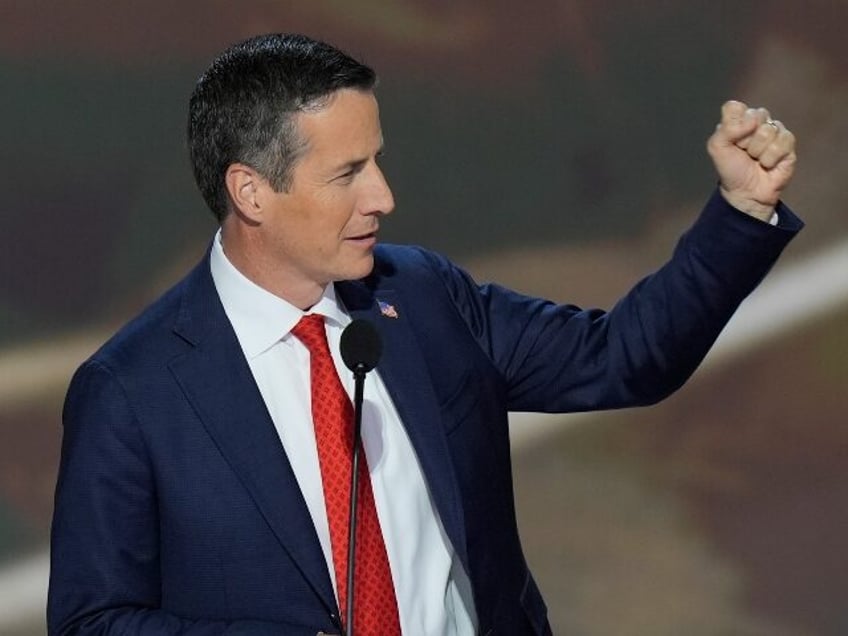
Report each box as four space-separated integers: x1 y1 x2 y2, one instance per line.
377 299 399 319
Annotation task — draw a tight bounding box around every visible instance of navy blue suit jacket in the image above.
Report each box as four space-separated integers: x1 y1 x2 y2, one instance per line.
48 192 801 635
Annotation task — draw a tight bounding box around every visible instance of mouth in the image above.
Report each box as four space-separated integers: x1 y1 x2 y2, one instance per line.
346 229 378 245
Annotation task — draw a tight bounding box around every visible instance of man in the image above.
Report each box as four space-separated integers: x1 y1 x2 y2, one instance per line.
48 33 801 635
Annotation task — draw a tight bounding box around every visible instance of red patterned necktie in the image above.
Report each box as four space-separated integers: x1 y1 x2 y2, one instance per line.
291 314 401 635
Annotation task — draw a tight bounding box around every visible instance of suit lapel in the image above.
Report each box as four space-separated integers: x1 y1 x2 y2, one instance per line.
168 258 337 614
337 280 469 569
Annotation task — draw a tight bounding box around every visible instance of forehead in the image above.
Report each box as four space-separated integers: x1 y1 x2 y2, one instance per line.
294 89 383 162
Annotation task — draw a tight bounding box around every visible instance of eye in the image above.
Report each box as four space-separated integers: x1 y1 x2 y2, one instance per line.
331 170 355 185
333 161 366 183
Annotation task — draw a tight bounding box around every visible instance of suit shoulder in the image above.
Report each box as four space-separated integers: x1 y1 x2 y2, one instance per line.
370 243 495 327
373 243 433 269
372 243 463 284
87 263 201 373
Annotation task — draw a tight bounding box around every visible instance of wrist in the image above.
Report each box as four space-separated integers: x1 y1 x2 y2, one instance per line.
718 186 776 222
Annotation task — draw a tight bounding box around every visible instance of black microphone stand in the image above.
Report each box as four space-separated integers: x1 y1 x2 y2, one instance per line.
345 362 366 636
339 319 382 636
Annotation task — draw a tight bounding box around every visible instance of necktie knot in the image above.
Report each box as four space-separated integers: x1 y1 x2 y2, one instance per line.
291 314 329 356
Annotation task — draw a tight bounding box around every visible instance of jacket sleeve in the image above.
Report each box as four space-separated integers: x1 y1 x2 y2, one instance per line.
425 190 803 413
48 360 336 636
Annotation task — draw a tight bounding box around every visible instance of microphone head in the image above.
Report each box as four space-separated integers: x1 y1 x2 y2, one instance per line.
340 319 382 373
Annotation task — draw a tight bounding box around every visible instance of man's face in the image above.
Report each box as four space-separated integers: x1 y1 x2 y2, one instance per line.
255 89 394 299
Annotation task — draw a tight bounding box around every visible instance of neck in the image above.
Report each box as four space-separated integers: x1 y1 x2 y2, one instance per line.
219 223 325 311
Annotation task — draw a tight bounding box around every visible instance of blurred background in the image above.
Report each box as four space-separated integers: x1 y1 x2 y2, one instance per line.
1 1 846 634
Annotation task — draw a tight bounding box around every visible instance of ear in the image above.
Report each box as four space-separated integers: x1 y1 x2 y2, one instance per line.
224 163 263 222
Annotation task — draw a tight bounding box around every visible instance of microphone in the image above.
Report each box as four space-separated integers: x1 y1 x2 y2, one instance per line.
339 319 382 636
340 319 382 375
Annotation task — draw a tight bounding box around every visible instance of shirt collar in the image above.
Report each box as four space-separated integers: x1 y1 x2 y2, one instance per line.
209 229 350 358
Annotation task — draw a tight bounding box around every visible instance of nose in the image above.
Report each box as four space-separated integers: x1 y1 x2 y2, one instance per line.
365 163 395 216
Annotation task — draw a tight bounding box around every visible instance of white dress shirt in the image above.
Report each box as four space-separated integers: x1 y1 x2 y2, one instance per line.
209 231 477 635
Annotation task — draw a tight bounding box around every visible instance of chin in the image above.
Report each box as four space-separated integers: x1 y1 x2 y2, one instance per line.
337 255 375 282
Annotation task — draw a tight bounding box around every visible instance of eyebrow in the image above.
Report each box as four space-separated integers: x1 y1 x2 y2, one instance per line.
331 145 385 175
